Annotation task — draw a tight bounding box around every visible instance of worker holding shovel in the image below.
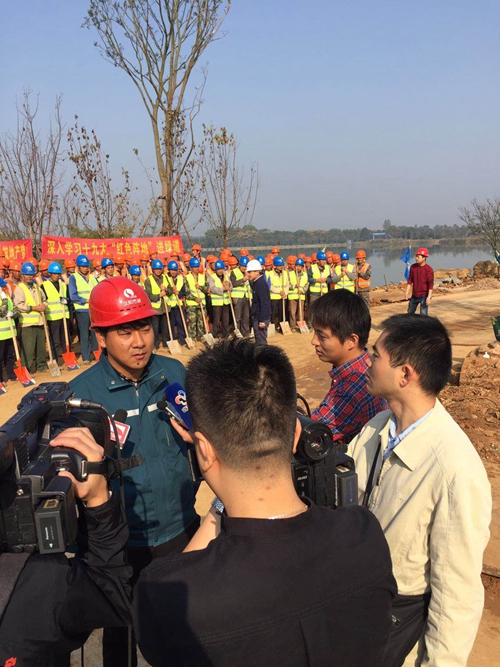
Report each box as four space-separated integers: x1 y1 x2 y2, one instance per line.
41 262 70 365
269 257 289 334
184 258 208 342
288 258 309 332
165 260 187 347
0 277 19 384
13 262 48 374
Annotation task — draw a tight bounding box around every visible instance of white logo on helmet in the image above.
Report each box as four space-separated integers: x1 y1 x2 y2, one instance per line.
123 288 135 298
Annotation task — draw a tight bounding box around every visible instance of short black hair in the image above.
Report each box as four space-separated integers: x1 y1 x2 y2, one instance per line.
309 289 370 348
185 339 297 471
380 314 451 396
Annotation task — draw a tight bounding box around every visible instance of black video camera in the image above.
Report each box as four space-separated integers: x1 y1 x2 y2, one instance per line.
0 382 125 555
292 415 358 508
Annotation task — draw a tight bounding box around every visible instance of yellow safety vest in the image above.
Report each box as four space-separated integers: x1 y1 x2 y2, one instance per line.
73 272 97 310
165 275 184 308
18 283 42 326
310 265 330 295
334 264 355 292
185 273 206 306
147 275 168 310
0 295 16 340
210 274 230 306
288 270 308 300
269 271 286 300
43 280 69 321
230 268 247 299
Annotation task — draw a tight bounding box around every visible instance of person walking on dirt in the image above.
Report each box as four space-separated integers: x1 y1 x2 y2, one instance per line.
405 248 434 315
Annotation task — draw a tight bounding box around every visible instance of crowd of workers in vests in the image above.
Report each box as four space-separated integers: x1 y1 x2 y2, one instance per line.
0 244 372 381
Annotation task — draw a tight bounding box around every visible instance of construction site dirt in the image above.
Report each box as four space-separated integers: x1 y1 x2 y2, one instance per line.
1 277 499 665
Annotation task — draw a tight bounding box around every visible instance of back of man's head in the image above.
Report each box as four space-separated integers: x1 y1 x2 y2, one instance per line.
185 340 297 471
309 289 370 348
381 314 452 396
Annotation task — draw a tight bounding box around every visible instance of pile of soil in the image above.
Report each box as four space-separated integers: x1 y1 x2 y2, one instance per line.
441 341 500 464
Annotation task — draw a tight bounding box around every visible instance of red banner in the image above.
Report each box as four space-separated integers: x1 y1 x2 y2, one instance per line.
0 238 33 262
42 235 184 260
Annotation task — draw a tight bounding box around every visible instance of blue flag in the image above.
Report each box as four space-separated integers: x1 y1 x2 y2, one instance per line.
400 246 411 280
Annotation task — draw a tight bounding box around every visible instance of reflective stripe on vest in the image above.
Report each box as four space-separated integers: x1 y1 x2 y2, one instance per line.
269 271 285 300
310 265 330 294
18 283 42 326
288 270 308 300
166 275 184 308
357 263 370 290
210 274 230 306
0 296 16 340
334 264 355 292
44 280 69 321
185 273 206 306
73 272 97 310
231 268 246 299
147 275 168 310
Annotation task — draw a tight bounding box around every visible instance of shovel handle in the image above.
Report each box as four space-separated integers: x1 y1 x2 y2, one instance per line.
163 297 174 339
176 296 190 338
199 300 209 335
7 317 21 362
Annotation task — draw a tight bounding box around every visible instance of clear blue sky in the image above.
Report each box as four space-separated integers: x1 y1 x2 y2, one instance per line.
2 0 500 231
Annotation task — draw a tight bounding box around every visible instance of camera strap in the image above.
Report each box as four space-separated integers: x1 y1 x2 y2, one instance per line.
362 438 382 508
86 454 144 480
0 552 30 622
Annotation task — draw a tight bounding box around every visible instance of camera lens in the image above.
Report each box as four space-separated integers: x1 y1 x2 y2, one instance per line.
295 415 333 462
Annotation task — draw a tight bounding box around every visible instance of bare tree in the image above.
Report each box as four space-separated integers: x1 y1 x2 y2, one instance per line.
459 197 500 261
67 117 136 238
198 125 259 249
0 92 64 252
85 0 230 236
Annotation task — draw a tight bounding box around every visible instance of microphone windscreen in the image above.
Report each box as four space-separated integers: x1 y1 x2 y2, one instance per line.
163 382 193 430
114 409 128 424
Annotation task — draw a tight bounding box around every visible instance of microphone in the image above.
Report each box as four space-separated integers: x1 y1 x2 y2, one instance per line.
114 409 128 424
163 382 193 431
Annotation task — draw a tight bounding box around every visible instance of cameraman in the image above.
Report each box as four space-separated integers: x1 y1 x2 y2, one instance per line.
133 340 396 667
0 427 132 666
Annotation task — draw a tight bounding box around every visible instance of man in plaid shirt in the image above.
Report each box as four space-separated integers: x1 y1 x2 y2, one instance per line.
310 289 387 450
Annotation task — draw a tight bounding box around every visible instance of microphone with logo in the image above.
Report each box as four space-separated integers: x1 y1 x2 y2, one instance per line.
157 383 202 482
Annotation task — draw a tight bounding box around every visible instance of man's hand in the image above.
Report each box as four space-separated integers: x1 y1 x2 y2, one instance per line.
426 296 432 306
50 427 108 508
258 322 266 329
169 416 195 445
33 303 47 312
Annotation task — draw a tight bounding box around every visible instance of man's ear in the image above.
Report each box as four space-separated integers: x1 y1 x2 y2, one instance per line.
292 417 302 455
95 329 106 349
400 364 415 388
194 431 218 473
346 332 360 351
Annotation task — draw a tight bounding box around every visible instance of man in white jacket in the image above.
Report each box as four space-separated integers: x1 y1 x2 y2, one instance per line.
348 314 491 666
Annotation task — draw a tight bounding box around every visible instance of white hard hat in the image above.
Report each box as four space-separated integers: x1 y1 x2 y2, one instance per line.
246 259 262 271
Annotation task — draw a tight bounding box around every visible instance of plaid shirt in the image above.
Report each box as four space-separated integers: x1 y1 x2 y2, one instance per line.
312 350 388 447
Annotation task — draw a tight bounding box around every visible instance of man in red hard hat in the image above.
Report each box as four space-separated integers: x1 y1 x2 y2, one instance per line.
69 277 199 666
405 247 434 315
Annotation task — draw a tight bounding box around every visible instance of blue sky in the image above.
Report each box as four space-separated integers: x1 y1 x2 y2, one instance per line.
2 0 500 231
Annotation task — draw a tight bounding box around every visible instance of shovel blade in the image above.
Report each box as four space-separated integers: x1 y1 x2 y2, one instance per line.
15 362 36 387
297 320 309 334
63 350 80 370
185 336 196 350
167 340 184 356
93 348 102 362
0 383 6 395
267 324 276 337
47 359 62 377
233 327 243 339
280 321 292 335
202 333 216 348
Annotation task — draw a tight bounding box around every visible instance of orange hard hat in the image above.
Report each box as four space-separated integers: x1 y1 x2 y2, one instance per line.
332 254 341 263
305 256 312 263
93 259 101 268
140 254 149 262
2 258 10 268
11 262 21 271
182 253 192 262
103 250 114 259
123 255 132 262
115 255 125 264
271 246 280 254
228 256 238 267
286 255 297 265
298 254 306 260
27 257 38 266
248 254 255 260
191 244 202 251
149 250 157 257
416 247 429 257
206 254 216 263
311 253 317 261
89 277 156 328
169 252 179 259
265 254 273 264
326 251 334 258
39 259 50 270
356 250 367 259
240 248 249 256
64 259 76 269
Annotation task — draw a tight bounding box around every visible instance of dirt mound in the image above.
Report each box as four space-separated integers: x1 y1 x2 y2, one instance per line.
473 260 499 278
441 341 500 464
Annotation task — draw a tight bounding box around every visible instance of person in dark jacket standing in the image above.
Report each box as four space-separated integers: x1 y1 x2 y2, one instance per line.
405 247 434 315
246 259 271 344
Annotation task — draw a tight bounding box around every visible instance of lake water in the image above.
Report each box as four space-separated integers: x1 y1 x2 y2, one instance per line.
248 244 494 286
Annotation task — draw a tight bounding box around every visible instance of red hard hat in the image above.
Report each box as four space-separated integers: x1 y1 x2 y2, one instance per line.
356 250 367 259
416 247 429 257
89 277 156 328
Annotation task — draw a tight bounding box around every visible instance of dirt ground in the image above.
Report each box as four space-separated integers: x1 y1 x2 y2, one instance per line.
2 278 499 665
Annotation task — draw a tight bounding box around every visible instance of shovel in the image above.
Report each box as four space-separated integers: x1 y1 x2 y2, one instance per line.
280 297 292 335
94 343 102 362
8 317 36 387
36 286 61 377
0 381 6 394
163 297 183 355
297 289 309 334
228 292 243 339
61 308 79 370
199 300 216 347
176 296 195 349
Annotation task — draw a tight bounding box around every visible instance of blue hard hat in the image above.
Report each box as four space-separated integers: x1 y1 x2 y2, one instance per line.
48 262 62 274
239 256 249 267
151 259 164 270
21 262 37 276
295 258 305 267
101 257 115 269
76 254 90 267
257 255 265 265
0 278 7 287
189 258 201 268
214 260 225 270
129 265 141 276
167 260 179 271
340 251 350 260
273 257 284 267
316 251 327 261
